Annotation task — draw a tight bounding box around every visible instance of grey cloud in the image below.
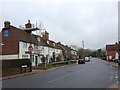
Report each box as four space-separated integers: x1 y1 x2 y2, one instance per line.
1 1 118 49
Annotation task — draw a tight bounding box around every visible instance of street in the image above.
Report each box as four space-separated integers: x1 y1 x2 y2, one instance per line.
2 58 119 88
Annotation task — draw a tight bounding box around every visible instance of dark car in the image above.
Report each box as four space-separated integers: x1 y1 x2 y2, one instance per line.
78 59 85 64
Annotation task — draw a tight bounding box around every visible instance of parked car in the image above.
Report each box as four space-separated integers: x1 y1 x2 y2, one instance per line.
90 56 92 59
85 57 90 62
78 59 85 64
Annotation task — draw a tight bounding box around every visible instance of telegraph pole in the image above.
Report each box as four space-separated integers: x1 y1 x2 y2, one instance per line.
82 40 84 49
82 40 85 60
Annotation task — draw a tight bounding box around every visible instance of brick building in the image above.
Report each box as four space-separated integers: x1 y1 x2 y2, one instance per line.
106 43 120 61
0 21 39 76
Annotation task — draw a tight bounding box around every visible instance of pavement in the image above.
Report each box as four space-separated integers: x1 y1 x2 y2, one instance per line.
109 83 119 88
96 59 119 88
103 60 119 88
102 60 118 67
0 70 43 80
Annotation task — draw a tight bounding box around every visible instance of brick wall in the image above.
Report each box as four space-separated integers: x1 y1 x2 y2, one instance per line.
1 28 19 55
106 51 116 59
0 32 2 55
2 59 30 77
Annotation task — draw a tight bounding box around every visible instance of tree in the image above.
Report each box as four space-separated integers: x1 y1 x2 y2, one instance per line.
77 48 84 59
92 51 97 57
77 48 93 59
91 48 106 58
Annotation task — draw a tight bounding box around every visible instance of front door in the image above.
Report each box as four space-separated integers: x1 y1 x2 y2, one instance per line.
35 56 38 66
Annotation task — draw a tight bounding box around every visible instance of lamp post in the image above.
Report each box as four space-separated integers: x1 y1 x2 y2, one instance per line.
28 44 33 72
30 51 32 72
53 51 55 65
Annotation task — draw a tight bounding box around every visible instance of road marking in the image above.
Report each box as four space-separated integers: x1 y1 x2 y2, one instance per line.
115 76 118 79
48 74 71 83
48 70 81 83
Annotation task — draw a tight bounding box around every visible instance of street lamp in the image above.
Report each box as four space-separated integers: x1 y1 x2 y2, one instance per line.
28 44 33 72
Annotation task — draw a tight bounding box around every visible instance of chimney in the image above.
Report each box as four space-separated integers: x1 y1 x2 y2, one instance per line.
57 42 61 44
119 41 120 44
43 31 49 40
4 21 11 28
25 20 32 28
115 42 118 45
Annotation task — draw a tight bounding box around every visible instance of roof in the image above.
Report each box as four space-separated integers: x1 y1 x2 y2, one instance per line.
24 27 40 32
64 45 71 51
46 40 61 49
118 44 120 51
33 35 48 46
5 26 38 44
57 42 71 52
106 44 118 51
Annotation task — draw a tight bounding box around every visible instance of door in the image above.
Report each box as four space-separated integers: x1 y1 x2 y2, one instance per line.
35 56 38 66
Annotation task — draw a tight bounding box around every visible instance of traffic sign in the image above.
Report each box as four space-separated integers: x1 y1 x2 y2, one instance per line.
28 44 33 52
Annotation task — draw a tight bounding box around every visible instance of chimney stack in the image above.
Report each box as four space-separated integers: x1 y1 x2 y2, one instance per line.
4 21 11 28
57 42 61 44
43 31 49 40
115 42 118 45
25 20 32 28
119 41 120 44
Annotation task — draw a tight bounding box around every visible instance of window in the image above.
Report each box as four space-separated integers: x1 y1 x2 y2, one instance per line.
53 43 55 46
32 55 34 62
37 37 40 42
47 40 49 44
4 30 9 37
23 42 27 48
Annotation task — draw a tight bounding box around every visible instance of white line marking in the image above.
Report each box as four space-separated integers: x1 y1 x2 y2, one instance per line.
48 74 71 83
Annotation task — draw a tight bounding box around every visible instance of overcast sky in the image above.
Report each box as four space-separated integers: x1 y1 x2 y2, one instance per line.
0 0 119 50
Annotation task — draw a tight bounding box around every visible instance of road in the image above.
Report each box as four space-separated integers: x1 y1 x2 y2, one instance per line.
2 58 119 88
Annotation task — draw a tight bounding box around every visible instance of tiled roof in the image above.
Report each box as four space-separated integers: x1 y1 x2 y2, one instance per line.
10 26 38 44
106 44 118 51
33 35 48 46
47 40 61 49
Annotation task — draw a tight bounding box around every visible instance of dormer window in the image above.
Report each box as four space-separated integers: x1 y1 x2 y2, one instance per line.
53 43 55 46
47 40 49 44
37 37 40 42
23 42 27 48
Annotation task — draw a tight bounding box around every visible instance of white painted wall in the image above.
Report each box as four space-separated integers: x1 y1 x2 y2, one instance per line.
115 52 119 60
19 41 40 66
19 41 30 59
19 41 63 65
0 54 18 60
38 46 62 63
